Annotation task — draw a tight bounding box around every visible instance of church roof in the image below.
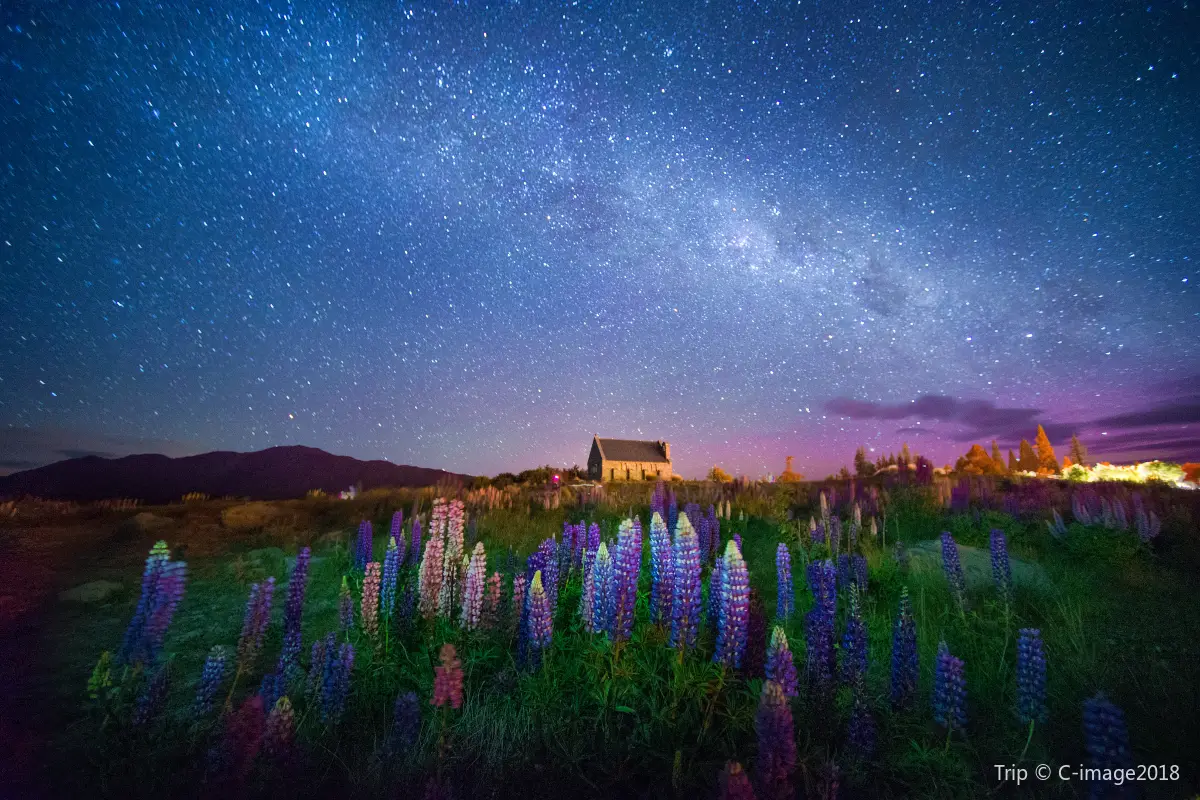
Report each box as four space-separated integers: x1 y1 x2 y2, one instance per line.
594 437 670 463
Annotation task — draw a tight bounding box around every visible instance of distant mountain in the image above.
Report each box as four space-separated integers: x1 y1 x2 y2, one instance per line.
0 445 469 504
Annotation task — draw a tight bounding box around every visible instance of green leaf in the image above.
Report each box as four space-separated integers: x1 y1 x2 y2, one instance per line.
615 705 635 714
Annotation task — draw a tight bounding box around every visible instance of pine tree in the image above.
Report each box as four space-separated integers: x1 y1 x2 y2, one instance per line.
854 447 875 477
1018 439 1038 473
1007 450 1018 472
1034 425 1060 474
899 442 912 467
1068 434 1088 468
990 440 1006 472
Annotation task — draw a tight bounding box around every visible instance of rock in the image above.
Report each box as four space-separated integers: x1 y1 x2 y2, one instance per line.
906 540 1050 590
60 580 124 604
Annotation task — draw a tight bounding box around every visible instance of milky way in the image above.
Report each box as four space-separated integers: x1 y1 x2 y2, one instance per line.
2 2 1197 477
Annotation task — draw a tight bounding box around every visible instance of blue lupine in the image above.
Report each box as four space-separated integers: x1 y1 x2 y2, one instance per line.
765 626 799 697
612 521 639 643
841 585 868 688
670 519 702 650
714 540 750 668
236 577 274 675
649 512 674 625
837 554 853 594
118 541 170 665
707 556 724 633
830 517 842 555
890 588 919 709
193 645 229 717
811 522 825 548
390 509 403 546
1017 628 1047 724
805 560 837 699
707 507 721 564
527 571 553 657
381 537 401 617
590 543 615 637
307 633 334 703
667 492 679 536
132 662 171 726
755 680 796 799
580 544 598 631
259 670 286 717
278 546 311 674
1083 693 1132 798
933 641 967 731
389 690 420 754
696 514 711 565
410 517 423 565
321 642 355 724
852 554 868 594
940 532 967 611
354 520 373 571
537 538 559 612
847 693 876 760
990 529 1014 606
143 559 187 664
776 543 794 621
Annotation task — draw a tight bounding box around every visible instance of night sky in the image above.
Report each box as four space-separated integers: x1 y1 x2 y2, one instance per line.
2 1 1197 479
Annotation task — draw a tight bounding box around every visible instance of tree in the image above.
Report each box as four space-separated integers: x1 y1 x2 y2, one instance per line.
959 444 1004 476
1017 439 1038 473
899 442 912 468
1007 449 1018 472
837 466 853 481
853 447 875 478
709 465 733 483
1035 425 1060 474
1068 434 1089 468
778 455 804 482
990 440 1006 473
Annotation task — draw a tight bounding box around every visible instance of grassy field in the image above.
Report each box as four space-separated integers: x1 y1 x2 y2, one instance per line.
3 480 1199 798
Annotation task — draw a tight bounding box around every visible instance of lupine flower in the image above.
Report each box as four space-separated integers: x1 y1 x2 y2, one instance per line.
399 582 416 629
932 641 967 731
236 577 275 675
990 530 1014 606
668 492 679 536
670 518 702 651
841 585 868 688
320 642 355 724
755 680 796 800
591 542 616 637
362 562 382 640
194 645 229 717
890 587 919 709
811 521 826 548
718 761 757 800
940 532 967 612
580 546 597 631
210 695 264 787
649 512 674 625
338 575 355 633
775 544 794 621
765 626 799 697
461 542 487 630
811 558 837 620
744 589 767 679
259 670 286 719
431 643 464 709
410 516 423 565
118 541 170 665
805 560 837 700
528 571 553 655
836 554 853 594
697 513 711 564
438 501 465 618
846 692 876 761
263 697 296 764
418 530 445 620
851 554 868 594
389 690 420 754
483 571 502 629
612 521 639 643
830 517 842 556
143 559 187 664
307 633 334 703
1083 693 1131 796
733 532 743 555
714 540 750 668
512 574 528 628
133 662 171 726
278 547 311 674
537 537 559 612
354 520 373 571
381 537 401 618
1016 628 1047 724
708 556 724 633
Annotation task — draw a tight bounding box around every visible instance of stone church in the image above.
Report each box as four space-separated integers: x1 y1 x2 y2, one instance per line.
587 436 673 482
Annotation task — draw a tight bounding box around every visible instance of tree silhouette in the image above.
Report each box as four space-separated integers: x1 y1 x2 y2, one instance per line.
990 440 1006 472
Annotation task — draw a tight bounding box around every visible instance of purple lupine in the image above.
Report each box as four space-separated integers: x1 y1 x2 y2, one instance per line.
132 662 171 726
668 492 679 535
278 547 311 674
932 641 967 731
765 626 799 698
811 558 837 620
528 571 553 654
649 512 674 625
837 554 853 595
696 513 711 565
306 633 334 703
811 522 825 548
399 581 416 629
410 516 423 565
118 541 170 665
651 480 667 519
512 574 527 628
755 680 796 800
588 522 601 553
775 543 794 621
389 690 420 754
709 509 722 563
390 509 404 548
259 670 286 718
263 697 296 764
990 530 1014 606
381 537 401 618
940 532 967 612
733 532 743 555
537 537 559 612
670 517 702 651
143 559 187 663
714 540 750 668
194 645 230 717
841 585 868 688
338 575 355 633
590 542 615 637
461 542 487 630
1083 693 1132 797
744 589 768 679
890 587 919 709
707 556 724 633
580 546 598 632
852 554 868 594
236 577 275 675
830 517 842 556
612 520 639 643
718 761 756 800
1016 628 1047 724
320 642 355 723
805 560 837 700
354 520 373 571
847 693 876 761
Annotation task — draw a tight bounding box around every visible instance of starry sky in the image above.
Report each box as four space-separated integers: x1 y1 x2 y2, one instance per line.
2 1 1197 479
